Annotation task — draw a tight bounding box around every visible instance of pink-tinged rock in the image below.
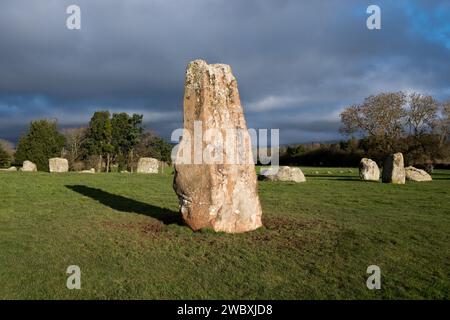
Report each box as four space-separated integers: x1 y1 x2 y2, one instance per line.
173 60 263 233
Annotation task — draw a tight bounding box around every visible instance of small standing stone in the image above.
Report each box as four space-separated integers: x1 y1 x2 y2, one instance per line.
359 158 380 181
49 158 69 173
81 168 96 174
137 158 159 174
0 166 17 172
405 166 432 182
382 153 405 184
21 160 37 172
260 166 306 183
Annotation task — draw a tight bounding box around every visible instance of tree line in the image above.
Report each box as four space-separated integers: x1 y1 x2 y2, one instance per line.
2 92 450 171
281 92 450 168
0 111 172 171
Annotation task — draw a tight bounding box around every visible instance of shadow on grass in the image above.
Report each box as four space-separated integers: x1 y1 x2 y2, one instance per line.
66 185 183 226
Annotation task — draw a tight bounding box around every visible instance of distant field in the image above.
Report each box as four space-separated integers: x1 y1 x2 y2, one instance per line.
0 168 449 299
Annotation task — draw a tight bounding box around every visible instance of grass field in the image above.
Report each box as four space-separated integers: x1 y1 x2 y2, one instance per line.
0 167 449 299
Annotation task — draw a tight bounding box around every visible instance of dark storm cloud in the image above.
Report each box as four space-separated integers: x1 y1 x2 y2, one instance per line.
0 0 449 144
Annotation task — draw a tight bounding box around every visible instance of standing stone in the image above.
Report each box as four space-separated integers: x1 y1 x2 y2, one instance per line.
0 166 17 172
382 153 405 184
173 59 262 233
137 157 159 174
49 158 69 173
81 168 96 174
21 160 37 172
260 166 306 183
405 166 432 182
359 158 380 181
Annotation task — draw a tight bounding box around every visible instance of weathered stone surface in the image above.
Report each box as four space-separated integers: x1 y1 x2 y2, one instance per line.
260 166 306 183
359 158 380 181
137 157 159 174
405 166 432 182
81 168 96 174
0 166 17 172
21 160 37 172
49 158 69 173
173 59 262 233
382 153 405 184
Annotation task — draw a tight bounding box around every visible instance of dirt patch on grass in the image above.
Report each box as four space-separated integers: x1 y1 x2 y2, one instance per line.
101 220 165 236
248 215 340 251
262 215 321 231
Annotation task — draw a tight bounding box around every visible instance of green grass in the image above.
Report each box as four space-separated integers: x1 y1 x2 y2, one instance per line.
0 167 449 299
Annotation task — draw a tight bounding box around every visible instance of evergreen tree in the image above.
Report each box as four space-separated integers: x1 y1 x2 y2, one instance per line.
15 119 66 171
84 111 113 172
135 131 173 164
111 113 143 170
0 144 11 168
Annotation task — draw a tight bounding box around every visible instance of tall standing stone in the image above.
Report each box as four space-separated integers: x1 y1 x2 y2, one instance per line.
173 60 263 233
382 153 405 184
49 158 69 173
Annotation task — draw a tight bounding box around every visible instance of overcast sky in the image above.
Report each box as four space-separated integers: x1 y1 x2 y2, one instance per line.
0 0 449 144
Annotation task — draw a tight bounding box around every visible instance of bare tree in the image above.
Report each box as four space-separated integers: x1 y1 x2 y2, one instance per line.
340 92 407 153
62 127 87 168
407 93 438 136
0 139 15 156
437 100 450 146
